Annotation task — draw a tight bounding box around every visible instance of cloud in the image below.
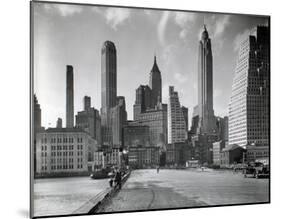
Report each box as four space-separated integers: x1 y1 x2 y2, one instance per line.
174 12 197 41
213 15 231 38
174 72 188 84
43 4 83 17
104 8 131 30
174 12 196 27
233 29 251 52
157 11 170 46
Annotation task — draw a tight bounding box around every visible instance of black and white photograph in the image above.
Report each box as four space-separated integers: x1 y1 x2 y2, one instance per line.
30 1 270 218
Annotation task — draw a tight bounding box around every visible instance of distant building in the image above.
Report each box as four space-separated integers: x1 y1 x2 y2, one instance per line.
246 145 269 162
189 105 199 136
166 142 192 166
197 25 216 134
168 86 188 144
149 56 162 108
182 106 189 137
101 41 117 146
76 96 101 145
134 104 167 148
133 56 167 148
123 122 150 147
128 146 160 169
220 144 246 167
56 118 62 128
216 116 229 141
36 128 97 176
66 65 74 128
111 96 127 147
212 140 226 165
229 26 269 147
33 95 44 173
192 133 219 164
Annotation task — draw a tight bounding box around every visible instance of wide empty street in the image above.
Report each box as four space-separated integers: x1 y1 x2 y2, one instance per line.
98 169 269 212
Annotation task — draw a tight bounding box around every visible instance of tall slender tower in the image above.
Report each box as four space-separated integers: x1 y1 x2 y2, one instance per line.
149 56 162 108
66 65 74 128
101 41 117 146
197 25 216 134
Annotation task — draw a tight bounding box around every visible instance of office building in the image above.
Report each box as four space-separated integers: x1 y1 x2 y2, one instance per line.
76 96 101 145
123 122 150 147
168 86 188 143
101 41 117 146
228 26 269 146
36 128 97 176
197 25 216 134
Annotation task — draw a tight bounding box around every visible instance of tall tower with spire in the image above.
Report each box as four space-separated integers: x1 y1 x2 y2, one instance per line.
197 25 216 134
149 56 162 108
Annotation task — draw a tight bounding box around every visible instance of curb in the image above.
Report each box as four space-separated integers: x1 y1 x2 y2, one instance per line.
72 171 131 215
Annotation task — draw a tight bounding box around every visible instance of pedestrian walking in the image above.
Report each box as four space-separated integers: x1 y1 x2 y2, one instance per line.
114 170 122 189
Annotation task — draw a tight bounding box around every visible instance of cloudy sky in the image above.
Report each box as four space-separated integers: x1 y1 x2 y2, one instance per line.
33 2 268 128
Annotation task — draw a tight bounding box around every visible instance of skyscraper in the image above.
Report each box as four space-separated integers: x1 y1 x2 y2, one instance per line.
149 56 162 108
76 96 101 145
168 86 188 144
66 65 74 128
228 26 269 147
101 41 117 146
197 25 216 134
133 55 167 148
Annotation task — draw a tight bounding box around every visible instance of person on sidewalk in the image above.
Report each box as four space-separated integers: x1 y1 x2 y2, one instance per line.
114 170 122 189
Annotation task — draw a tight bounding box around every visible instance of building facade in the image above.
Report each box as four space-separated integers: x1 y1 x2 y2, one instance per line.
134 104 167 148
128 146 160 169
168 86 188 144
76 96 101 145
101 41 117 146
228 26 269 147
246 145 269 163
123 122 150 147
220 144 246 167
212 140 226 165
66 65 74 128
36 128 97 176
111 96 127 147
197 25 216 135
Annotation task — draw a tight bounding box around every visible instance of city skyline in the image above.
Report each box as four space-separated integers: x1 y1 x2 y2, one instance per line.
33 3 268 128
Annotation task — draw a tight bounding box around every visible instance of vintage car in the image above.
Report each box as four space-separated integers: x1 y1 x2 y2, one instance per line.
243 162 269 178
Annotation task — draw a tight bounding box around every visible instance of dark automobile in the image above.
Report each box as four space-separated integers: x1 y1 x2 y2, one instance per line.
90 167 112 179
243 162 269 178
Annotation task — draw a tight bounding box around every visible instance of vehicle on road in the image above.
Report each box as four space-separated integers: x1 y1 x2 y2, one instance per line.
90 167 113 179
243 162 269 178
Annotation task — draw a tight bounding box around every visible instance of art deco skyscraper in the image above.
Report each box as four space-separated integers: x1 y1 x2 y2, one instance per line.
149 56 162 108
101 41 117 146
66 65 74 128
197 25 216 134
228 26 269 147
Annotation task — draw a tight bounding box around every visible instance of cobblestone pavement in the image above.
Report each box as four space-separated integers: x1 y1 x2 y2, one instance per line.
99 169 269 212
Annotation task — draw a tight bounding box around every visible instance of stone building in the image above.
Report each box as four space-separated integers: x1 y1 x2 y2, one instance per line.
123 121 150 147
128 146 160 169
36 128 97 176
76 96 101 145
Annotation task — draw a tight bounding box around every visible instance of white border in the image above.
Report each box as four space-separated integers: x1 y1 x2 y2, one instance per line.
0 0 280 219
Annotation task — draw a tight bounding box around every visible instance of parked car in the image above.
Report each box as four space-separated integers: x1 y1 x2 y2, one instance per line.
243 162 269 178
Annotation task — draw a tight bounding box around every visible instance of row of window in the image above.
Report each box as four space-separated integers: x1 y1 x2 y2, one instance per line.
41 137 83 144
